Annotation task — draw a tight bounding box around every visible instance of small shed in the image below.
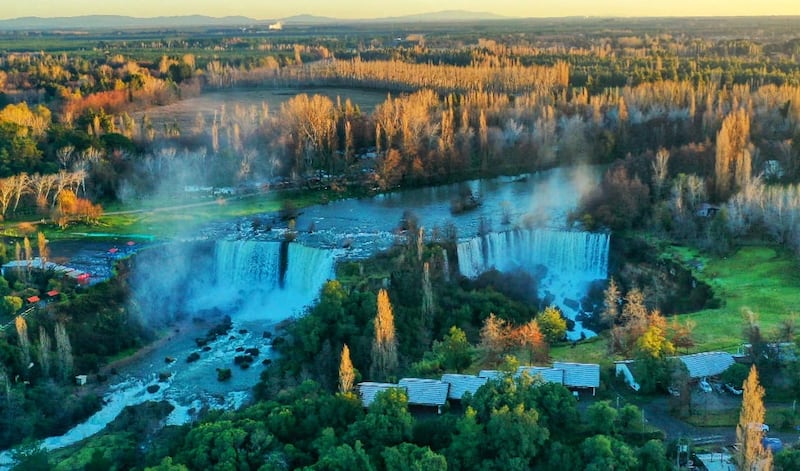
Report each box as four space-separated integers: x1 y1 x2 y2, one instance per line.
552 361 601 395
398 378 450 413
75 374 88 386
26 295 40 304
441 374 488 400
356 382 403 408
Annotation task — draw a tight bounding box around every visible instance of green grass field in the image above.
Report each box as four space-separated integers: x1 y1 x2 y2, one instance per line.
552 244 800 366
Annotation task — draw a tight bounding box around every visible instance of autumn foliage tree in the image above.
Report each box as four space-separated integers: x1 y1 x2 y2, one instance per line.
736 365 772 471
339 344 356 394
371 289 398 380
715 108 752 200
512 319 549 364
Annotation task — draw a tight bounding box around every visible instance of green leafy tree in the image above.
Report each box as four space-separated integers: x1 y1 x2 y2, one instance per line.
346 388 412 455
581 435 638 471
537 306 567 344
313 441 374 471
434 326 473 373
485 403 549 467
586 400 619 436
445 407 485 470
382 443 446 471
636 440 672 471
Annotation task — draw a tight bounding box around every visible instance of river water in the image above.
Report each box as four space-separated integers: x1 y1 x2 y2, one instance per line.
1 165 607 466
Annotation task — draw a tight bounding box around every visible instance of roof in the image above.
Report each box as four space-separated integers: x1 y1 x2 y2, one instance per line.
517 366 565 385
356 382 403 407
552 362 600 388
478 370 506 380
26 295 40 303
441 374 489 400
678 352 735 379
398 378 450 407
46 290 59 297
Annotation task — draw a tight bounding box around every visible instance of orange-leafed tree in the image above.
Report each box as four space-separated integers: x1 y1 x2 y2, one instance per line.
736 365 772 471
339 344 356 394
371 289 398 380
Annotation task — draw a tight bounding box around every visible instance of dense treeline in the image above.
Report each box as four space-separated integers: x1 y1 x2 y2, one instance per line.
1 17 800 467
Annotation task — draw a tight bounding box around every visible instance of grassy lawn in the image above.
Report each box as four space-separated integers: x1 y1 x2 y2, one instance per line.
667 245 800 353
2 188 340 241
551 244 799 366
686 405 799 430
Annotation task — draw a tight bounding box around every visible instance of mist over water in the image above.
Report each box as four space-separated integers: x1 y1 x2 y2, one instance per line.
1 166 607 461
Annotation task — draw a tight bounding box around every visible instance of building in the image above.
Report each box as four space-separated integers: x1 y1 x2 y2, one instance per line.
441 374 488 401
678 352 735 380
398 378 450 413
356 382 402 407
553 362 601 395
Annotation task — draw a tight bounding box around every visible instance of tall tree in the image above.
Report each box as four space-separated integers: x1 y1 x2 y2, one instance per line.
339 344 355 394
479 313 511 364
601 278 621 328
715 108 751 199
37 326 52 379
736 365 772 471
54 322 73 382
15 316 31 374
371 289 398 380
513 319 548 364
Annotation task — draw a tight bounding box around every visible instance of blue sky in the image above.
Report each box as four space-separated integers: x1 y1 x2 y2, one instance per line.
1 0 799 19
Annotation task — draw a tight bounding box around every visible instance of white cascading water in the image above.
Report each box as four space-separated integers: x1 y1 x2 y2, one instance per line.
457 228 610 340
457 229 609 280
214 240 283 288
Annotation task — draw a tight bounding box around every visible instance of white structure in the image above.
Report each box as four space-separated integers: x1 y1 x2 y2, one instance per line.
269 21 283 30
614 360 641 391
517 366 565 385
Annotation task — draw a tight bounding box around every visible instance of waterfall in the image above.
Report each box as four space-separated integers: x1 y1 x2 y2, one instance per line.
457 228 609 280
283 243 336 294
211 240 336 321
215 240 283 288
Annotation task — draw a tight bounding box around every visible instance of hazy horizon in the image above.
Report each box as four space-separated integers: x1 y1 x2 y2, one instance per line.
2 0 799 21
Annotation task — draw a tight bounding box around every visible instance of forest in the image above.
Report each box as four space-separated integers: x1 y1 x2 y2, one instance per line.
0 15 799 470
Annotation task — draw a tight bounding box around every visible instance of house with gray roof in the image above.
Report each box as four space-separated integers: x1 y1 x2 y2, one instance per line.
517 366 565 385
478 369 506 380
678 352 735 379
398 378 450 413
552 362 601 395
356 382 403 408
441 373 489 400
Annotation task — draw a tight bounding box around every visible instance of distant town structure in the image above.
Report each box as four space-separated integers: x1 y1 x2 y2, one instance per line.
269 21 283 30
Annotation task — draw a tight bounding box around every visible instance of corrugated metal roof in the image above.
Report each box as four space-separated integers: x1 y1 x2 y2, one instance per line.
478 370 506 380
552 362 600 388
441 374 489 400
398 378 450 407
356 382 403 407
678 352 735 379
517 366 565 385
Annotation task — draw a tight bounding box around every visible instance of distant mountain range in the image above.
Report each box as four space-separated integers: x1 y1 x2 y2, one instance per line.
0 11 510 30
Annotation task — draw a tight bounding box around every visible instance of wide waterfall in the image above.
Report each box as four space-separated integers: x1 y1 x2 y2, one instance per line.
211 240 337 322
457 229 609 280
457 228 610 340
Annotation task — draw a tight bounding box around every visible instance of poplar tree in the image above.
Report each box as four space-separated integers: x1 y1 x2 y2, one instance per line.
15 316 31 373
371 289 398 380
37 326 52 378
601 278 621 327
339 344 355 394
736 365 772 471
55 322 73 382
